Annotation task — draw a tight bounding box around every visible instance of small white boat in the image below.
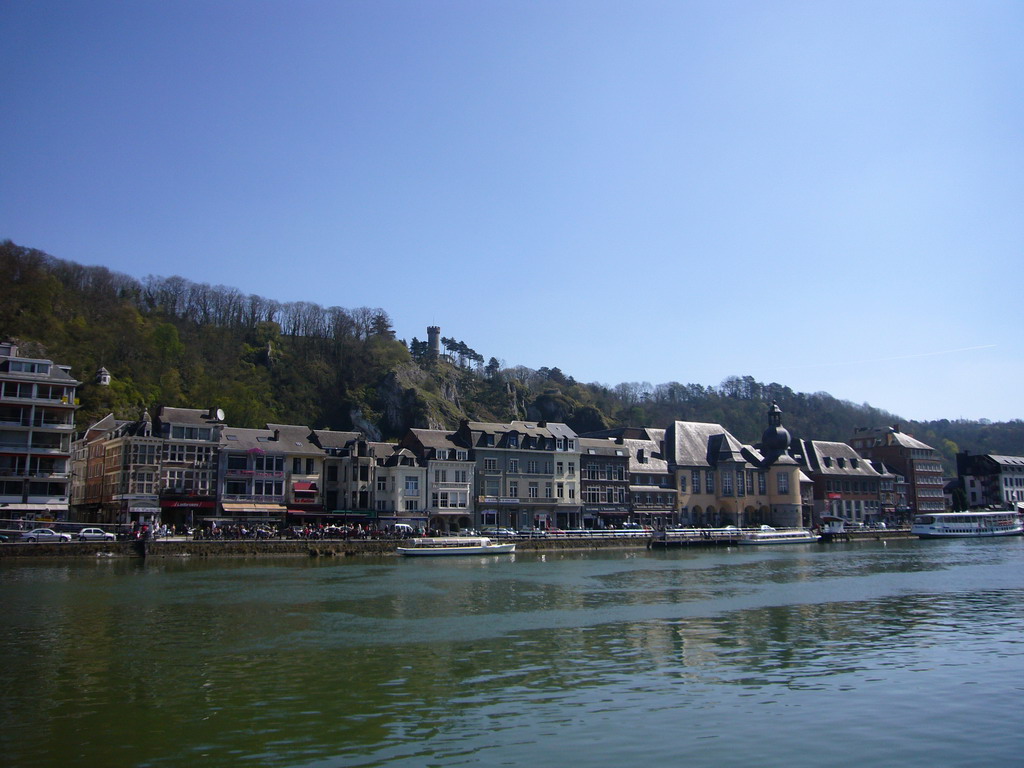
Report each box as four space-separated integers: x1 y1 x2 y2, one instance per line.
396 536 516 556
737 526 821 545
911 511 1023 539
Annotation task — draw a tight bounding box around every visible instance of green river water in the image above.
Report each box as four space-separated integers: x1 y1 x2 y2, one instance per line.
2 536 1023 767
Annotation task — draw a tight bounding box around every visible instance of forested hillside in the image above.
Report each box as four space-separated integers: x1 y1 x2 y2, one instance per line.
3 240 1022 472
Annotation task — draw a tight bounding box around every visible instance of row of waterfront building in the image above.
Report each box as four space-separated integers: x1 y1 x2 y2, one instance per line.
3 340 1023 532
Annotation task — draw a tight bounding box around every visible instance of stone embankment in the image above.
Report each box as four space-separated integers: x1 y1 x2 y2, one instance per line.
0 529 912 559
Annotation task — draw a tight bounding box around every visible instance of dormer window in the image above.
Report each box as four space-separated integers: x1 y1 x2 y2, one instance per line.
837 457 846 469
507 434 519 448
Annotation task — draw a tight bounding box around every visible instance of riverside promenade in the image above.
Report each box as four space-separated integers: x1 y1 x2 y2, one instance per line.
0 528 912 559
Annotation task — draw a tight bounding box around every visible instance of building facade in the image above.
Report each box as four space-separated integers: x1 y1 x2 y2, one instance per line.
578 436 631 528
957 452 1024 511
0 341 79 522
795 439 884 525
155 407 224 529
850 426 945 520
455 420 581 531
665 405 812 529
399 428 475 533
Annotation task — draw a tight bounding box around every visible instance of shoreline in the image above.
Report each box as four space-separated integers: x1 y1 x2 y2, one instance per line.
0 529 914 559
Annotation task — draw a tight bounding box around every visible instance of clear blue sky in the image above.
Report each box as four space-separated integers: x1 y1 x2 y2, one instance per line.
3 1 1022 423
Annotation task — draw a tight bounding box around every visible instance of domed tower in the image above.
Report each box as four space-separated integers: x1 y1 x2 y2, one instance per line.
760 401 791 460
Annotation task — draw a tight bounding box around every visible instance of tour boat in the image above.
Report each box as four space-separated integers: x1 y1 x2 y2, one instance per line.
396 536 516 556
737 526 821 545
911 511 1023 539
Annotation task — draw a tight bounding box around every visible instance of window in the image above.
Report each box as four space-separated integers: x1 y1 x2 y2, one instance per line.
706 472 715 494
737 470 745 496
527 460 538 474
508 481 518 497
404 476 419 495
227 454 247 470
509 459 519 473
484 458 497 471
545 483 553 498
528 482 539 498
557 482 564 498
454 469 467 483
679 474 687 493
435 469 447 483
722 472 733 496
692 470 701 492
377 477 387 492
306 458 315 474
456 450 468 461
758 472 767 495
507 434 519 448
777 472 790 494
557 461 564 476
254 479 283 496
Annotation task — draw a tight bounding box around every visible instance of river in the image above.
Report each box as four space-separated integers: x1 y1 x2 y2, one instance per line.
2 537 1023 767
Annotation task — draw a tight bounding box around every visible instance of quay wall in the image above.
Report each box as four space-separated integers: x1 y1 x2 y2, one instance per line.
0 529 913 560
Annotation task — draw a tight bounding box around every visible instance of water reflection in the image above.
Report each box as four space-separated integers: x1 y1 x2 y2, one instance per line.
2 538 1023 767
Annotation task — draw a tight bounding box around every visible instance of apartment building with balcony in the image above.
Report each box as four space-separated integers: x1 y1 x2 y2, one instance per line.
321 436 426 529
217 425 290 525
71 411 162 526
850 425 946 519
577 436 631 527
266 423 326 521
369 446 427 530
454 420 581 531
0 341 79 522
957 451 1024 511
579 427 676 527
314 429 361 517
155 406 224 528
399 428 475 533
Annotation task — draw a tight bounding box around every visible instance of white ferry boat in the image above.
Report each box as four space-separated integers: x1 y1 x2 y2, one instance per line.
911 511 1023 539
396 536 516 556
737 526 821 545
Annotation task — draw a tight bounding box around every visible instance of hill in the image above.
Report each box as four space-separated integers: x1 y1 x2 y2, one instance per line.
3 239 1022 472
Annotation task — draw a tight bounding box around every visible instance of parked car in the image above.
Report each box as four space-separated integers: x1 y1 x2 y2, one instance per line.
21 528 71 543
78 527 116 542
481 527 517 538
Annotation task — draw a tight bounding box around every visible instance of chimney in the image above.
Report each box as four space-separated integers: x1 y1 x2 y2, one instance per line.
273 429 280 441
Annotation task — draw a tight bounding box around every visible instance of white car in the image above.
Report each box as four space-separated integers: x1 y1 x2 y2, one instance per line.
78 527 116 542
21 528 71 543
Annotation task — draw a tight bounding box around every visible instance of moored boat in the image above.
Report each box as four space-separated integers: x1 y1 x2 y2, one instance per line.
396 536 516 556
911 511 1023 539
737 526 820 545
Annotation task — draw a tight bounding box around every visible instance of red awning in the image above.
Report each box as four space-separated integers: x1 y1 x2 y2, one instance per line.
293 481 318 492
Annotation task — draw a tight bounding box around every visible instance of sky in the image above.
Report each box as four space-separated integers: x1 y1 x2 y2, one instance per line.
2 1 1022 423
